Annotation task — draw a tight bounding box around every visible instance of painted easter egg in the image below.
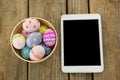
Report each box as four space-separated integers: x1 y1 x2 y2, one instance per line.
26 32 42 48
43 29 56 47
40 44 51 56
12 34 25 49
29 45 45 61
22 18 40 32
21 46 30 59
38 25 48 34
22 29 31 37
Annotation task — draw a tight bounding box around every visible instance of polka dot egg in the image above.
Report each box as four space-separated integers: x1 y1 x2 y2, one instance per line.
22 29 31 37
22 18 40 32
26 32 42 48
43 29 56 47
38 25 48 34
29 45 45 61
12 34 25 49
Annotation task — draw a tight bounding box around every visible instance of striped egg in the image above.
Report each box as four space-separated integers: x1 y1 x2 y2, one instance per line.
12 34 25 49
29 45 45 61
43 29 56 47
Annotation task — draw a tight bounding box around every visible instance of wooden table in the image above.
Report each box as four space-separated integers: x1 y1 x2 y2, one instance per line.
0 0 120 80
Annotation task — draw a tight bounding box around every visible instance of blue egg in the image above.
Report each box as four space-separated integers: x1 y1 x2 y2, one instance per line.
21 46 30 59
26 32 42 48
40 44 51 56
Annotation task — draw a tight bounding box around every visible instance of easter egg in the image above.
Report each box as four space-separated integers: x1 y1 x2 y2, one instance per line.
29 45 45 61
26 32 42 48
43 29 56 47
22 29 31 37
21 46 30 59
22 18 40 32
38 25 48 34
40 44 51 56
12 34 25 49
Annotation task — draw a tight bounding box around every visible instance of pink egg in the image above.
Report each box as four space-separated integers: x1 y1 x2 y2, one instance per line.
22 18 40 32
22 29 31 37
29 45 45 61
12 34 25 49
43 29 56 47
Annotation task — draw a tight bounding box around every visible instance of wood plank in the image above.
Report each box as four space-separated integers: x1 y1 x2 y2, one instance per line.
28 0 68 80
68 0 92 80
70 73 92 80
0 0 28 80
90 0 120 80
68 0 88 14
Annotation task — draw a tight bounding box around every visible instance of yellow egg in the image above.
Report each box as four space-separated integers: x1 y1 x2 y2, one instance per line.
38 25 48 34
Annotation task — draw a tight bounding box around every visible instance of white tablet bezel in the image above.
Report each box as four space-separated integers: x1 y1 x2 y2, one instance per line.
61 14 104 73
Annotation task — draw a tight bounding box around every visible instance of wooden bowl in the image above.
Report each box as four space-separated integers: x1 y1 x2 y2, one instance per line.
10 17 58 63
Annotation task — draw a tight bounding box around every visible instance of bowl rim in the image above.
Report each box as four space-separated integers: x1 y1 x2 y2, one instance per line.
10 17 58 63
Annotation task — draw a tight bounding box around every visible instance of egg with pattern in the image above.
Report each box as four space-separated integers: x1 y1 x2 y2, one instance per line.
22 18 40 32
29 45 45 61
12 34 25 49
43 29 56 47
38 25 48 34
26 32 42 48
22 29 31 37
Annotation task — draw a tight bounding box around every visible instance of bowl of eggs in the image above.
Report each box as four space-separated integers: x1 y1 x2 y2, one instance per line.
10 17 58 63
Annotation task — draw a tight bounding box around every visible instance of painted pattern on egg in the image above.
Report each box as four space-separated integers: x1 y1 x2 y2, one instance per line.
43 29 56 47
29 45 45 61
12 34 25 49
22 18 40 32
26 32 42 48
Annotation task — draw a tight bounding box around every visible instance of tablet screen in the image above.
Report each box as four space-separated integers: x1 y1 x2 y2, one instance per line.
63 19 101 66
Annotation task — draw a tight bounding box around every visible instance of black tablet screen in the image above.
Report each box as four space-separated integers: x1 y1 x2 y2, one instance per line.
63 20 101 66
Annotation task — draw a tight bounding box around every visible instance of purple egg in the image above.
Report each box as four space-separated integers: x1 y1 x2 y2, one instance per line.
26 32 42 48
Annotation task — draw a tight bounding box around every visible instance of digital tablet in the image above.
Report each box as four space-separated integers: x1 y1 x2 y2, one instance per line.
61 14 104 73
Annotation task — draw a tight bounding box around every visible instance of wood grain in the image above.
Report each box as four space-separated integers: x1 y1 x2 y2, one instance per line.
68 0 92 80
28 0 68 80
90 0 120 80
0 0 28 80
68 0 88 14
